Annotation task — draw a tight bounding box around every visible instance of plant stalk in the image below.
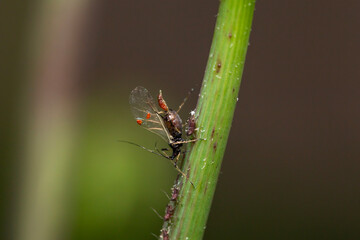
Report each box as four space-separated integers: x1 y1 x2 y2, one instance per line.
166 1 256 239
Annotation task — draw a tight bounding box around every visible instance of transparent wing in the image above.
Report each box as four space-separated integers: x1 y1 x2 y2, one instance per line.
129 86 171 142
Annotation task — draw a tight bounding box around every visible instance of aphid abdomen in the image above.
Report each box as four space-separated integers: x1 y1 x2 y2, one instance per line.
164 110 183 139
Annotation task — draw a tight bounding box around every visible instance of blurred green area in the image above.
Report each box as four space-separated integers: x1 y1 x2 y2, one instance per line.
2 0 360 240
0 1 181 239
70 91 176 240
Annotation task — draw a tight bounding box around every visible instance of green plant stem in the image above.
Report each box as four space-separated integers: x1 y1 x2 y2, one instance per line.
169 1 256 239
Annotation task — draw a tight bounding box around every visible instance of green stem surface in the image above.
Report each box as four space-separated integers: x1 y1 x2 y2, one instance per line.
170 1 256 239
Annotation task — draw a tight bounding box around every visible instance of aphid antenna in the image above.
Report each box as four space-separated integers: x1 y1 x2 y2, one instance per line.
154 145 170 158
151 207 163 220
118 140 167 159
177 87 195 113
119 140 196 188
154 142 170 155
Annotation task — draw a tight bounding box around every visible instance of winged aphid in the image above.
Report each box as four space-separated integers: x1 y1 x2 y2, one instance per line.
121 86 198 183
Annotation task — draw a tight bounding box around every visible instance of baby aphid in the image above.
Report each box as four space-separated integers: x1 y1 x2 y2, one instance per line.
186 110 197 136
161 229 169 240
164 204 174 221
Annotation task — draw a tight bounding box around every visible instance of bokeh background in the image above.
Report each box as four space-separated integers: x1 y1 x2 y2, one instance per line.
1 0 360 239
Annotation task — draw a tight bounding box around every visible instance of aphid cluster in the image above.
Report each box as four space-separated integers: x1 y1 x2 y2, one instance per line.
128 86 198 177
158 183 181 239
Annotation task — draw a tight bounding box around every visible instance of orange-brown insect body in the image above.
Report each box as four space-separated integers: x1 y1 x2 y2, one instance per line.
158 90 169 111
129 86 196 162
127 86 198 188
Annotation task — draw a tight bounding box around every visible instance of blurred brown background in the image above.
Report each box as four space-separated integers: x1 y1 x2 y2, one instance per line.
1 0 360 239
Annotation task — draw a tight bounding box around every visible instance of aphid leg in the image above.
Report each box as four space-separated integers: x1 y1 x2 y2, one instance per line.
154 148 191 184
174 165 188 181
177 88 194 113
156 150 186 178
161 190 170 200
118 140 168 158
157 149 189 181
173 154 196 188
158 148 170 158
174 138 200 145
155 110 165 115
151 208 163 220
173 153 180 167
150 232 160 240
166 153 190 183
154 142 169 153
